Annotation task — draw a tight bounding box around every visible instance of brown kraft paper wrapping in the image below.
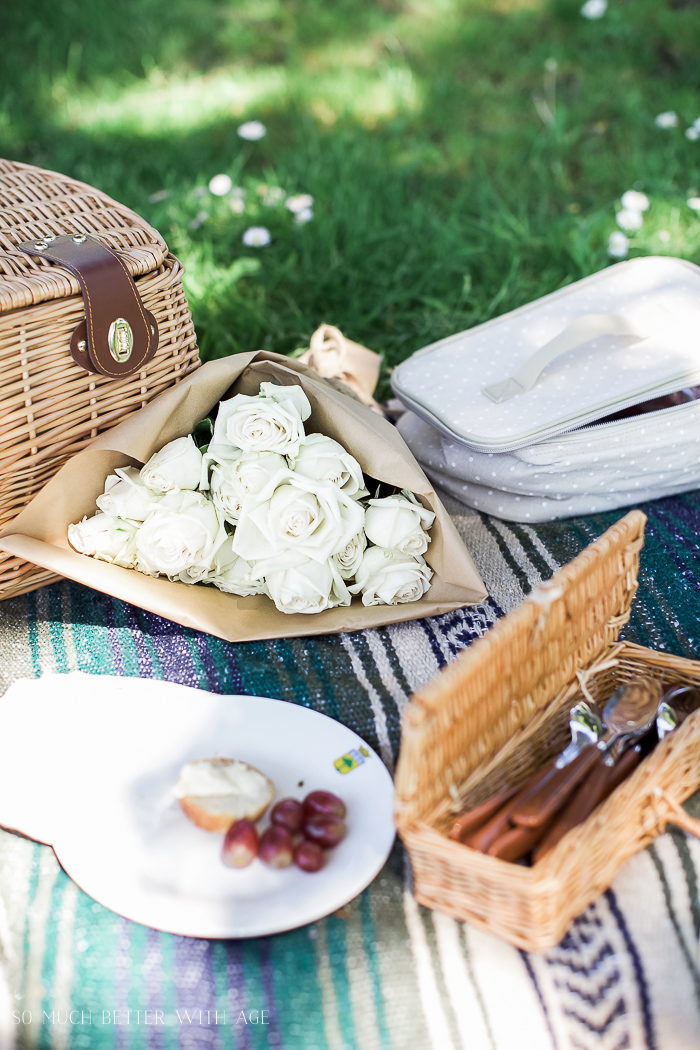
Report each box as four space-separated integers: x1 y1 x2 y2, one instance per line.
0 352 487 642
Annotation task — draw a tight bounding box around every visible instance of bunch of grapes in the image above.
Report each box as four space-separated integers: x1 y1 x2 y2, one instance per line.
222 790 346 873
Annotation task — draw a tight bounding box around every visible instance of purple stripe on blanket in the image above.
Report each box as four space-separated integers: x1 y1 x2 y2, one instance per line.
139 611 204 689
143 927 166 1050
225 941 252 1049
173 936 221 1049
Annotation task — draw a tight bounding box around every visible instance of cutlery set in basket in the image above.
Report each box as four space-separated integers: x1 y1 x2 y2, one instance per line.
395 510 700 950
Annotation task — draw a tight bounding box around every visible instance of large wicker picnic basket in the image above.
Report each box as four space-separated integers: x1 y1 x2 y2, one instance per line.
0 159 200 599
395 510 700 950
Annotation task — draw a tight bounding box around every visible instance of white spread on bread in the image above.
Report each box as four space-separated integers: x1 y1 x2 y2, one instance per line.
174 758 270 800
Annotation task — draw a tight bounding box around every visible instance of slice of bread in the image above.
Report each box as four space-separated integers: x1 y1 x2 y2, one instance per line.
174 757 275 832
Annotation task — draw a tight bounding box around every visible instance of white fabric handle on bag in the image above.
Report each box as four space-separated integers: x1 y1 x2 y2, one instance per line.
482 313 646 404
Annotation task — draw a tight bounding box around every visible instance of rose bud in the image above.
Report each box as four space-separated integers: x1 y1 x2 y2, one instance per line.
258 826 295 868
303 790 346 821
294 841 327 873
270 797 305 834
222 819 258 868
303 813 347 850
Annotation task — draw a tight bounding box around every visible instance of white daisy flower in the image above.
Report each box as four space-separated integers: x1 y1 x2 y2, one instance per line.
263 187 285 205
657 230 671 243
621 190 649 212
687 197 700 211
229 198 245 214
294 207 314 225
242 226 271 247
616 208 643 231
655 111 679 129
608 231 629 258
686 127 700 142
580 0 607 18
209 174 233 196
237 121 267 141
285 194 314 214
189 210 208 230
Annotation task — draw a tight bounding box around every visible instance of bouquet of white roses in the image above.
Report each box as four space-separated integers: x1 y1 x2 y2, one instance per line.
2 350 485 642
68 381 436 615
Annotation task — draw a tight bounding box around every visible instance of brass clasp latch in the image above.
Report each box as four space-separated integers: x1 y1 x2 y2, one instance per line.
108 318 134 363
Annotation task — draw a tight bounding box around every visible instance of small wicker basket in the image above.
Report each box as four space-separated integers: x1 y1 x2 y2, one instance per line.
395 510 700 950
0 159 200 599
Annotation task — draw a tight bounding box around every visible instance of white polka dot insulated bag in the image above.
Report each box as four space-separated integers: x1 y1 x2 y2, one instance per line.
391 256 700 521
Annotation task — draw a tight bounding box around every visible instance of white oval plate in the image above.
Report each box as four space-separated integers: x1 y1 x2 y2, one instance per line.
0 672 395 938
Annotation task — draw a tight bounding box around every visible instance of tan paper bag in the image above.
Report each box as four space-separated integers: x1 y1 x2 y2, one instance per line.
0 352 487 642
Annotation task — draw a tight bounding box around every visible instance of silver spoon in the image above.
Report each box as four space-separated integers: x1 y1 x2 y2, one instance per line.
597 679 662 766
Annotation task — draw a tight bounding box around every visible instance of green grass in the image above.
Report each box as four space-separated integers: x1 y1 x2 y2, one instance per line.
3 0 700 395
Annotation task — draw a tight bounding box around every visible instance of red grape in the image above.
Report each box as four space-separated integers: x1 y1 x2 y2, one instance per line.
303 790 346 820
303 813 347 849
258 826 294 868
270 797 305 834
294 841 327 873
222 820 258 868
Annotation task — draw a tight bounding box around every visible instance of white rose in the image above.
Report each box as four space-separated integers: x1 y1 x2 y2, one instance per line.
232 469 365 565
266 558 350 615
96 467 162 521
331 531 367 579
231 450 287 496
208 462 245 523
291 434 368 498
208 449 288 524
68 513 138 569
211 382 311 457
210 539 269 597
135 491 225 578
140 435 203 493
350 547 433 606
364 492 435 556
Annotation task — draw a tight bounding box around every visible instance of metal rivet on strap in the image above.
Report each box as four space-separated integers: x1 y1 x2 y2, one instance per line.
44 235 56 242
77 340 87 354
34 242 47 250
150 325 155 335
72 234 87 243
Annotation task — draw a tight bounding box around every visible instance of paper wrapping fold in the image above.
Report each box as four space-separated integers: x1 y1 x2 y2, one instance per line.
0 352 487 642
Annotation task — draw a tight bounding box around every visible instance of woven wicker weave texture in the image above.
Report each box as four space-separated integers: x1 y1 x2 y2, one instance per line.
395 510 700 949
0 159 200 599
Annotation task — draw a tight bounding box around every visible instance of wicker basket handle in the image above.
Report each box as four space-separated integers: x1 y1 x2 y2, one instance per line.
19 233 159 379
648 787 700 840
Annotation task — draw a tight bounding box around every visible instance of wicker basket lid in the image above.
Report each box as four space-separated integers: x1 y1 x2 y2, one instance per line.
0 159 167 313
395 509 647 826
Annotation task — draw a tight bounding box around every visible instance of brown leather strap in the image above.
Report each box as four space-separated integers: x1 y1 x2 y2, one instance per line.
19 233 159 378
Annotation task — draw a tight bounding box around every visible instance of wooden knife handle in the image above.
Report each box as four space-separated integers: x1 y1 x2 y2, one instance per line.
532 746 643 863
465 764 555 853
449 766 551 844
486 819 554 862
510 746 601 828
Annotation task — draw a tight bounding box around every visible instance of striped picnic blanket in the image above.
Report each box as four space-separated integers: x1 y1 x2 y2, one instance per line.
1 491 700 1050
